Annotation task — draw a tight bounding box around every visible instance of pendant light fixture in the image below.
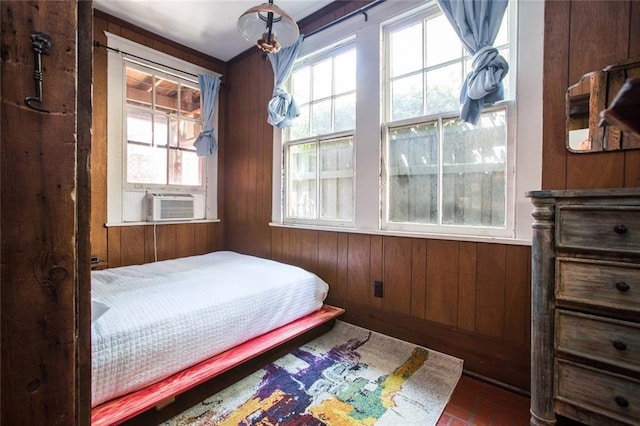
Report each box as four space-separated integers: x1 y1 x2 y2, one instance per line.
237 0 300 54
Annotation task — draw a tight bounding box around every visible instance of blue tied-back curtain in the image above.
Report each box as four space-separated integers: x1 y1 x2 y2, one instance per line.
437 0 509 124
267 35 304 128
193 74 221 156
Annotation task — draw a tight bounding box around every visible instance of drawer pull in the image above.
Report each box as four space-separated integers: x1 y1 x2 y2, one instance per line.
614 224 628 234
615 396 629 408
612 340 628 351
615 281 630 292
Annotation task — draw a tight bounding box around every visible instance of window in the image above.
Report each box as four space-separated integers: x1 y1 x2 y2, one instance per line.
125 63 202 187
106 33 219 224
283 42 356 225
272 0 543 243
383 8 512 236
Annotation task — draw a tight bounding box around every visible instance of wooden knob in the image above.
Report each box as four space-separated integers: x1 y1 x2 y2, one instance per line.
615 282 630 292
615 396 629 408
612 340 628 351
614 224 628 234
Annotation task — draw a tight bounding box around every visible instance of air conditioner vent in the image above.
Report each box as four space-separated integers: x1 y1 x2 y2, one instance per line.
147 193 195 221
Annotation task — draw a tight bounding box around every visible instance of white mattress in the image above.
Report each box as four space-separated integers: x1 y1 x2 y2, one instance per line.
91 251 329 407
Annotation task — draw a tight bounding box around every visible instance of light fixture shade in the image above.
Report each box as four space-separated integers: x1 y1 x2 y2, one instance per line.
237 2 300 51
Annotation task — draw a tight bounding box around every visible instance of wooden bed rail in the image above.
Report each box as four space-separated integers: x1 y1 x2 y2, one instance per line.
91 305 344 426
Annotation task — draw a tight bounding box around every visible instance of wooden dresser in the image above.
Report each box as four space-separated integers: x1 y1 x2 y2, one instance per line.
528 189 640 426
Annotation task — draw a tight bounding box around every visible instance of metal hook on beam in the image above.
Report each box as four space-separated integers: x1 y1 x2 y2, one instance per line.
24 31 52 113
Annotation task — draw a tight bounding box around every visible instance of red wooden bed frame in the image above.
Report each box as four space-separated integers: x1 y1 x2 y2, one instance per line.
91 304 344 426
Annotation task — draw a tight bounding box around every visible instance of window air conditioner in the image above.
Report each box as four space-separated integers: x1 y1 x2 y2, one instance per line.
146 193 195 221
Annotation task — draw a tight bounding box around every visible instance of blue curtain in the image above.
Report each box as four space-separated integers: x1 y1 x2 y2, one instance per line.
267 35 304 128
437 0 509 124
193 74 221 156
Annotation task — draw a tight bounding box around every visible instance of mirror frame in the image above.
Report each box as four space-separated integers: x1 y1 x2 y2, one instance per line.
566 56 640 153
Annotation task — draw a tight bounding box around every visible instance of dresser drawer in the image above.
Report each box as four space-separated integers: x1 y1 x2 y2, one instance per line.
557 205 640 253
557 258 640 314
556 310 640 373
555 359 640 424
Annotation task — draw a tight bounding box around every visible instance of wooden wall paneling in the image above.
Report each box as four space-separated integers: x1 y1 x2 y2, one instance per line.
175 224 195 258
337 298 531 391
271 226 283 262
382 237 412 315
565 1 630 189
542 0 570 190
1 2 82 423
280 227 292 264
107 227 122 268
120 226 146 266
207 222 221 252
346 234 371 304
410 239 427 319
299 229 319 274
334 232 350 299
317 231 338 289
91 15 109 264
425 240 459 326
369 235 383 309
624 1 640 188
503 245 531 347
475 243 507 338
193 223 209 255
457 241 477 331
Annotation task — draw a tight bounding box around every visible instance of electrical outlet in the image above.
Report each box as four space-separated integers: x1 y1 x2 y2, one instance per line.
90 256 100 264
374 280 383 297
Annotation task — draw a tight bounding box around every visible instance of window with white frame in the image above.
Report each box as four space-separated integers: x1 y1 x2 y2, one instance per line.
272 0 543 243
283 41 356 225
106 33 219 224
382 7 512 236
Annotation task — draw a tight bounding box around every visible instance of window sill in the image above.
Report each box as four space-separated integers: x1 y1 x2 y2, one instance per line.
105 219 220 227
269 222 532 246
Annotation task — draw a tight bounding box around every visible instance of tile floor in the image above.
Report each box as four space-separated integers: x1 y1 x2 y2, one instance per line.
438 375 531 425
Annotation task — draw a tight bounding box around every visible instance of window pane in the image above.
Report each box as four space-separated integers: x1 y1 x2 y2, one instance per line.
499 47 510 99
311 99 332 136
441 110 506 227
312 59 332 100
390 23 423 77
387 122 439 223
169 149 201 185
180 85 201 119
127 143 166 184
391 74 424 121
290 104 310 140
154 115 169 147
127 110 152 144
287 143 317 219
426 14 463 67
334 93 355 132
334 49 356 94
156 77 179 114
495 13 508 47
426 63 462 115
179 120 201 150
292 66 311 105
126 67 152 107
320 138 353 220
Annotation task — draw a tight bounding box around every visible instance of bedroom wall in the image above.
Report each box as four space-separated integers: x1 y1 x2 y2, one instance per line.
543 1 640 190
224 1 531 390
224 0 640 392
91 11 227 269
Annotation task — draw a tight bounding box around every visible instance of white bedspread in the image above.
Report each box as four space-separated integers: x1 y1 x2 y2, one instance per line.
91 251 329 407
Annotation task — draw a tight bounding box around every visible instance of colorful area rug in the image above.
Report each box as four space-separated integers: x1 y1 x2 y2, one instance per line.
164 320 463 425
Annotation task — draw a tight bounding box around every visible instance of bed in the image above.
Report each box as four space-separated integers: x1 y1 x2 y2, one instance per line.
90 251 343 425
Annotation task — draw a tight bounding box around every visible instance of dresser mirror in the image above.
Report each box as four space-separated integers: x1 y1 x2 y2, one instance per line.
567 56 640 152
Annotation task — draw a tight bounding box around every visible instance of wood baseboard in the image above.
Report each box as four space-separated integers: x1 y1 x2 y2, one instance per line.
326 297 530 392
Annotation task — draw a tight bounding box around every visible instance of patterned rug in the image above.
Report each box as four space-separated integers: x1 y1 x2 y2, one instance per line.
164 320 463 426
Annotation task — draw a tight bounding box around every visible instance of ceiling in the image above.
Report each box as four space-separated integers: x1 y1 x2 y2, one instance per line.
93 0 335 62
